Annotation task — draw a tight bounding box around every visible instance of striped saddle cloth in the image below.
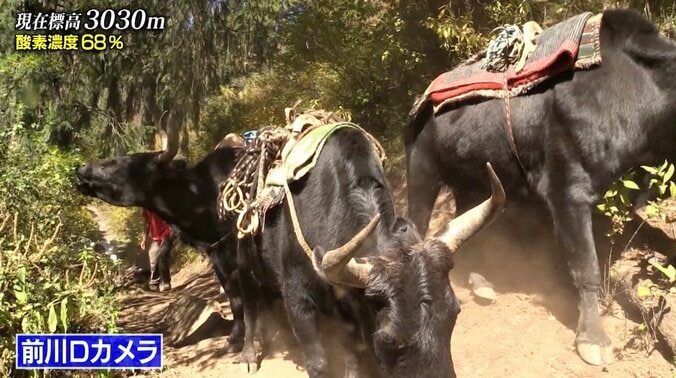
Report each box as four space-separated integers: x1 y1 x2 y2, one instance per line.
418 12 602 114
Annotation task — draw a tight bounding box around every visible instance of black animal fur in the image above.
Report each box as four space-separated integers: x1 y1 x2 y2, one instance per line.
404 9 676 360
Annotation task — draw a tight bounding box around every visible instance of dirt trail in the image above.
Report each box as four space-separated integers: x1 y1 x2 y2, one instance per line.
87 204 148 270
116 189 675 377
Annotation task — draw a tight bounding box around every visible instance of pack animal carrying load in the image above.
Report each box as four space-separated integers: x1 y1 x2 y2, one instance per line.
217 107 385 239
413 12 602 115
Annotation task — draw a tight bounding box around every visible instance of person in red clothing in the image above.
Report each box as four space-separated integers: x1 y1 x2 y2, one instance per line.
140 209 175 292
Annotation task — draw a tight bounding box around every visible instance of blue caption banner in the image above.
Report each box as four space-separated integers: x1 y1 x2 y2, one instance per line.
16 334 162 369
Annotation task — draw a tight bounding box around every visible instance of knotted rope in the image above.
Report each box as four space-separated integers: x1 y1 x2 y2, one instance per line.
482 24 524 72
482 21 541 188
218 126 291 238
218 106 387 243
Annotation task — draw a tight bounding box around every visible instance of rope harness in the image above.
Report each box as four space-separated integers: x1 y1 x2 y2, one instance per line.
217 108 386 246
217 126 290 238
282 179 314 259
501 71 529 183
482 25 525 72
281 121 386 259
482 21 542 186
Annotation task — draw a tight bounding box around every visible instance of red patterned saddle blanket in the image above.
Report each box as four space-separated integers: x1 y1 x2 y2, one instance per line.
421 12 602 114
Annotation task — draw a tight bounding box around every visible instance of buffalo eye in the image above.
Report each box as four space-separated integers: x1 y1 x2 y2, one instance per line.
419 294 433 308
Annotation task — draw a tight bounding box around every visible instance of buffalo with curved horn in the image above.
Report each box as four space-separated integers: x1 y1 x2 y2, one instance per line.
235 122 505 377
318 163 505 289
76 115 506 376
405 9 676 365
75 112 247 352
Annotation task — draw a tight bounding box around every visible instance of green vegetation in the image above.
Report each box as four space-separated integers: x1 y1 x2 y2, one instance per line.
0 0 674 375
597 160 676 238
94 204 144 247
0 126 119 376
2 1 674 161
598 161 675 312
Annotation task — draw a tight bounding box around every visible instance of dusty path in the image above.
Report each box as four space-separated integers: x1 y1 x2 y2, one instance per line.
117 257 673 377
115 190 675 377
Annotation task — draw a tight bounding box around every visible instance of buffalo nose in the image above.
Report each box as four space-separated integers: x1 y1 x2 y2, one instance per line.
75 165 89 180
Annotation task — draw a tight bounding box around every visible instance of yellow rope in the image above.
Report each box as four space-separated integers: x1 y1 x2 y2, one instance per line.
220 109 386 241
283 180 314 259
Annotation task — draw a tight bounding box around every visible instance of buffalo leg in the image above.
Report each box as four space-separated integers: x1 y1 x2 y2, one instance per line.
237 238 260 374
283 287 328 378
209 245 245 353
547 197 613 365
406 146 442 237
335 299 370 378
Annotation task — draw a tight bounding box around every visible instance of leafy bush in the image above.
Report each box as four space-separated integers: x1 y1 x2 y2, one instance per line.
597 161 676 238
0 214 120 377
195 64 345 158
640 161 676 219
0 124 96 244
92 202 201 274
194 0 445 162
0 122 120 376
426 0 674 63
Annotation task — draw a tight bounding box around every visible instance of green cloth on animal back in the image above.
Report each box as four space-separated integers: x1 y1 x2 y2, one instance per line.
264 123 356 187
284 122 362 182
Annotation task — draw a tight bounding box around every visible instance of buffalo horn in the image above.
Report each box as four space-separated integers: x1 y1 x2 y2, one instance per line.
157 111 179 162
320 214 381 288
436 162 506 254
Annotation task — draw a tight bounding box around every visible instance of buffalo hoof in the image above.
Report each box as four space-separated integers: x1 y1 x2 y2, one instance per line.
577 342 614 366
224 340 244 354
241 361 259 374
240 347 259 374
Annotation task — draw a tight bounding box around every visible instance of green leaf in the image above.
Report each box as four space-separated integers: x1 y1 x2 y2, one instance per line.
622 180 640 190
641 165 659 175
659 184 668 196
660 160 669 172
670 181 676 197
651 262 676 283
637 286 651 298
666 266 676 283
21 315 32 332
48 304 57 332
18 266 26 285
663 164 674 182
619 193 630 205
60 298 69 332
14 289 27 304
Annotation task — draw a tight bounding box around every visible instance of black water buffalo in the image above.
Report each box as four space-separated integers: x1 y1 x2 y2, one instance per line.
237 126 505 377
405 9 675 365
75 120 247 352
